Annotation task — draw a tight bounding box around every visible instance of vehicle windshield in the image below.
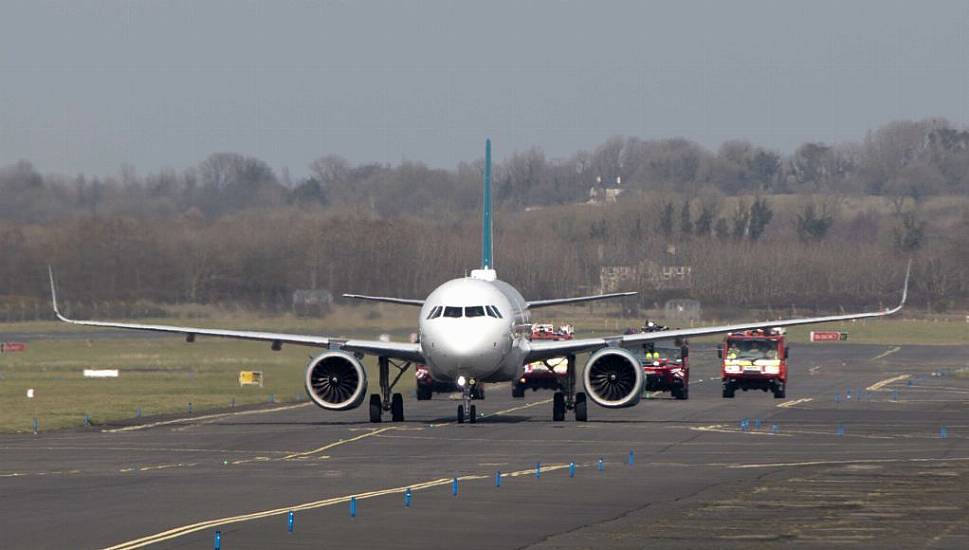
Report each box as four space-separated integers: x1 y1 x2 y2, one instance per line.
726 339 778 360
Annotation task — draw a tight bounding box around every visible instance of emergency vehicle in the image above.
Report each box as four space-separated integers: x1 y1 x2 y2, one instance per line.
719 328 789 398
640 343 690 399
512 323 574 397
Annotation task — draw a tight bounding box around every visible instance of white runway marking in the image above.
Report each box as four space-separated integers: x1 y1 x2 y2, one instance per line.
727 456 969 469
870 346 901 361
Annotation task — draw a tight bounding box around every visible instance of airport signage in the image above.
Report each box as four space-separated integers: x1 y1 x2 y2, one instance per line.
1 342 26 352
810 331 847 342
239 370 264 387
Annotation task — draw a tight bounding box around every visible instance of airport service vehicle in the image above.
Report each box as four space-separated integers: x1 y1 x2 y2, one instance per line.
719 328 789 398
48 140 910 425
512 324 574 398
415 363 483 400
641 343 690 399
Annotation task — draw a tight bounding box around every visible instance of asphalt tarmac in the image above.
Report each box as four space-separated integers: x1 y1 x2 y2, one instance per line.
1 343 967 549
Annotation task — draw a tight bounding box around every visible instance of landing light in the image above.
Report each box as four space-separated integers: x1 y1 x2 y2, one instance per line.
457 376 467 387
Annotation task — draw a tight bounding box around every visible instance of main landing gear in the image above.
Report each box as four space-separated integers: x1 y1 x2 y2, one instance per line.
553 354 588 422
457 377 480 424
369 356 411 423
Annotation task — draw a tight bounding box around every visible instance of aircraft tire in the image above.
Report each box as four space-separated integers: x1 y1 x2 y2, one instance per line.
574 392 588 422
391 393 404 421
416 386 432 400
457 404 465 424
469 405 477 424
369 394 382 423
552 392 566 421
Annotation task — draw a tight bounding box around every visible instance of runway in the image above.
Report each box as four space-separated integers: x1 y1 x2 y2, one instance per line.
1 343 967 549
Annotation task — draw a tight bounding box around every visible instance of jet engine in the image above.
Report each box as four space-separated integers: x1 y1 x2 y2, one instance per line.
304 351 368 410
582 347 643 408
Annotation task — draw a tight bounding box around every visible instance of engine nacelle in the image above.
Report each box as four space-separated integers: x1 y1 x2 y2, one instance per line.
304 351 368 411
582 347 643 408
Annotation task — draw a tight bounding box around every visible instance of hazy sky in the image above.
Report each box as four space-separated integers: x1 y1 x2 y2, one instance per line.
1 0 967 178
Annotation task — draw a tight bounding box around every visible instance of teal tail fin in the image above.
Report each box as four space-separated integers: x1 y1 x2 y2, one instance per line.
481 139 493 270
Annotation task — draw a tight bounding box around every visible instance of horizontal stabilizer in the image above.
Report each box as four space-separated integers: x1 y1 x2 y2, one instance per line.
527 292 637 309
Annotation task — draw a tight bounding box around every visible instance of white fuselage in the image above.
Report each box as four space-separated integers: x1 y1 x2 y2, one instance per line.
418 270 531 384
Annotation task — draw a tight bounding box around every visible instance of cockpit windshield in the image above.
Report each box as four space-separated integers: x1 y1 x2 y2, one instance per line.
726 339 778 360
443 306 463 318
430 305 502 319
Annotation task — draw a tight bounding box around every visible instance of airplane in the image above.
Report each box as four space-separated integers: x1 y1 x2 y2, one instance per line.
48 140 910 424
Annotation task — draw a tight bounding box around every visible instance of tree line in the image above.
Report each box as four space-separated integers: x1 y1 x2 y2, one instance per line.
1 117 968 318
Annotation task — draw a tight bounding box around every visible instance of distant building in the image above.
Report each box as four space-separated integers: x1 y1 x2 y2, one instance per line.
599 260 693 294
587 175 624 204
292 289 333 316
664 299 701 321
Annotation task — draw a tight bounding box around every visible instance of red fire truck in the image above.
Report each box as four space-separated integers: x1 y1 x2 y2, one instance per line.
512 323 574 397
719 328 789 398
641 343 690 399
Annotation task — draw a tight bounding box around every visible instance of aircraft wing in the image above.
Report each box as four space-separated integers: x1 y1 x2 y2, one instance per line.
342 294 425 306
48 269 424 362
525 261 910 363
526 291 637 309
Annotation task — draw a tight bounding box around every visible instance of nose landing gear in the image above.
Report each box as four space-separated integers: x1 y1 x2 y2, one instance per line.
553 354 588 422
369 356 411 423
457 378 480 424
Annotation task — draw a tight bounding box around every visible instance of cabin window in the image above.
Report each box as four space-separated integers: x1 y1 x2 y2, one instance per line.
426 306 442 320
443 306 463 318
489 306 503 319
465 306 485 318
485 306 498 318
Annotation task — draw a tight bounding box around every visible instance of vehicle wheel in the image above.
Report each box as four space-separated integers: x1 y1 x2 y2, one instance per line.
675 384 689 400
469 404 477 424
457 404 465 424
773 382 786 399
416 386 432 401
369 394 382 423
391 393 404 421
574 392 588 422
552 392 566 422
722 383 735 399
512 385 525 398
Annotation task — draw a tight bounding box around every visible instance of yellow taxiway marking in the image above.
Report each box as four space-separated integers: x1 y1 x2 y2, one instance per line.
283 427 396 460
102 403 312 433
867 374 910 391
726 456 969 469
777 397 813 408
101 463 570 550
429 398 553 427
870 346 902 361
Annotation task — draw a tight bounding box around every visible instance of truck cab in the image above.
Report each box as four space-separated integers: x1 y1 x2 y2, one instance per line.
719 328 789 398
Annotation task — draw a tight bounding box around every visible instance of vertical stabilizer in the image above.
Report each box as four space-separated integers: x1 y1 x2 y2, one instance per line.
481 139 494 270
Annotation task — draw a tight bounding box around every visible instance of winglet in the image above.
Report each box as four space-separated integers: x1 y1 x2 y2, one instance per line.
48 266 68 322
898 258 911 309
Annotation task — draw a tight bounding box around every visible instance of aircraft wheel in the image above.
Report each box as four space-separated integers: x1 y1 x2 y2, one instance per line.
457 404 465 424
574 392 588 422
391 393 404 421
416 386 432 401
469 404 477 424
552 392 566 422
369 394 382 423
773 382 786 399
